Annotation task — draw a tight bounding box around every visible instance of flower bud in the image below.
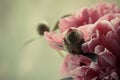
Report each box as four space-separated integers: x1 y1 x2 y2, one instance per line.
64 29 85 55
37 23 49 36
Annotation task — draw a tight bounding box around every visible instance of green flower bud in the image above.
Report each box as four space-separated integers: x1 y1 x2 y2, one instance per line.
37 23 49 36
64 29 85 55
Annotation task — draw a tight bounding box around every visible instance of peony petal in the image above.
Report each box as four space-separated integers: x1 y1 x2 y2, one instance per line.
60 54 71 78
44 32 63 50
98 49 116 67
94 45 104 54
59 15 79 32
84 68 98 80
101 31 120 60
69 66 89 77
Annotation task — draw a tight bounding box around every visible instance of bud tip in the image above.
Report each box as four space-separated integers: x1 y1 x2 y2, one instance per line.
37 23 49 36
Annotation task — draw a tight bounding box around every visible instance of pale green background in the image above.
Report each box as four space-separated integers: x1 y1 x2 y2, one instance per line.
0 0 119 80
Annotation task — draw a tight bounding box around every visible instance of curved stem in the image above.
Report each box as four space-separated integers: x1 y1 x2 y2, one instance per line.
24 37 65 58
24 37 41 47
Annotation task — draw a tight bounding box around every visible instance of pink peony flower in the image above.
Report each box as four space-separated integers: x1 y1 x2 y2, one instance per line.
43 3 120 80
60 4 120 80
60 13 120 80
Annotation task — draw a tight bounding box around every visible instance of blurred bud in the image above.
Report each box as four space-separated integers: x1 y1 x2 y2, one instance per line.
64 29 85 55
37 23 49 36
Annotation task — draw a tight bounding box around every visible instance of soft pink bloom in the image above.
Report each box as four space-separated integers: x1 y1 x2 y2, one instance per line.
44 3 120 80
60 13 120 80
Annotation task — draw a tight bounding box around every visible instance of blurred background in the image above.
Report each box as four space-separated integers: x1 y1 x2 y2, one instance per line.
0 0 119 80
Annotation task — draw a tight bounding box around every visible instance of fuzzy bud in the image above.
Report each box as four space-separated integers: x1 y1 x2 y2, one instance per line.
64 29 85 55
37 23 49 36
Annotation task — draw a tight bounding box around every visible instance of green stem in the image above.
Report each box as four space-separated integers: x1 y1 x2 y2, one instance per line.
24 37 41 47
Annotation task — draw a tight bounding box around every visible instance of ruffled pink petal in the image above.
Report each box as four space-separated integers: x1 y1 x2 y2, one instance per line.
91 19 112 36
110 72 119 80
59 15 78 32
44 32 63 50
98 49 116 67
60 54 71 78
70 66 89 77
94 45 104 54
77 24 93 40
84 68 98 80
101 31 120 60
82 31 100 53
